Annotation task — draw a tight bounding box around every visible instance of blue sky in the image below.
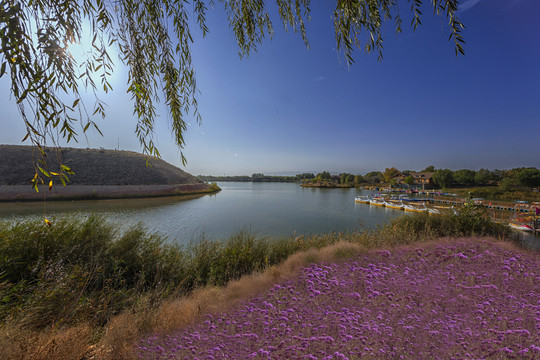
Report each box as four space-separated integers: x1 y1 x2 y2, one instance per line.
1 0 539 175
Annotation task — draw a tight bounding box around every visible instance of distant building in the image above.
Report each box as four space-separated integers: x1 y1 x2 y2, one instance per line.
411 172 435 185
410 172 435 189
395 172 435 189
393 173 407 183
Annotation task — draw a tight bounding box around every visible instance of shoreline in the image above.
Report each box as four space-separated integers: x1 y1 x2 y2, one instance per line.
301 183 353 188
0 183 219 202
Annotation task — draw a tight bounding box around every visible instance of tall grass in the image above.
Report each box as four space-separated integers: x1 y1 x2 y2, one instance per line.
0 210 518 358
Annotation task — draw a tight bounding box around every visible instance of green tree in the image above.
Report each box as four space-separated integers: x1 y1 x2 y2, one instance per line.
404 175 414 187
296 173 315 181
453 169 476 186
500 177 520 191
316 171 332 181
422 165 436 172
517 168 540 189
382 167 400 183
491 169 504 183
503 168 526 180
251 173 264 182
474 168 495 186
340 173 354 184
365 171 382 184
1 0 466 185
432 169 454 189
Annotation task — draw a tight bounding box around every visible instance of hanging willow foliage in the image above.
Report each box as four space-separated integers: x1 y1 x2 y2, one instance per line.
0 0 465 190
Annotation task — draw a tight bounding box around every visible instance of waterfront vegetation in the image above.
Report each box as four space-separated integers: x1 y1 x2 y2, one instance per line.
448 186 540 203
198 173 307 183
199 167 540 198
0 208 520 359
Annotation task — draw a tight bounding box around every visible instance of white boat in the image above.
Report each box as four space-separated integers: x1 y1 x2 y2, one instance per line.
508 222 534 232
403 202 428 213
384 200 404 210
369 197 386 207
355 196 371 204
432 205 458 215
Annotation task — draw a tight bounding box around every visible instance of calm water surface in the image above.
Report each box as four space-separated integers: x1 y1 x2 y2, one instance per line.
2 182 537 248
0 182 404 244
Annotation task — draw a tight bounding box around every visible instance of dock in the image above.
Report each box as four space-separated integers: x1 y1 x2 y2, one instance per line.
430 196 538 213
429 196 540 234
360 192 540 233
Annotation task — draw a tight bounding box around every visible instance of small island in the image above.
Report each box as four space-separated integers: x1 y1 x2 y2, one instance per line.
0 145 219 202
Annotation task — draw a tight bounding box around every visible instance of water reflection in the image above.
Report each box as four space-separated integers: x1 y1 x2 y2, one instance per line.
0 193 211 217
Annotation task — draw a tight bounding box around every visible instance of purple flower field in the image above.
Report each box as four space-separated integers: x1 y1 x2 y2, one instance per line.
137 239 539 359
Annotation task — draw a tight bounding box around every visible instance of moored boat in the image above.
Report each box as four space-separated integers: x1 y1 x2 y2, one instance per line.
508 222 534 232
403 202 428 213
433 205 458 215
369 197 386 207
384 199 404 210
354 195 371 204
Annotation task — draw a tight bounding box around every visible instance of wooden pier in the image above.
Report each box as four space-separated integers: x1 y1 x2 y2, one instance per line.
429 195 540 234
431 196 539 214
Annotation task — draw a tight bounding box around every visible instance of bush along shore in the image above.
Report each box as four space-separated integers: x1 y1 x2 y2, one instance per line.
0 208 524 359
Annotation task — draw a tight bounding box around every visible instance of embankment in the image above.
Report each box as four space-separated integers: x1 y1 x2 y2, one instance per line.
0 145 218 201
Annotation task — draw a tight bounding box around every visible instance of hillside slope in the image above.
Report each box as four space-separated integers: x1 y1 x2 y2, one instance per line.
0 145 202 186
0 145 215 201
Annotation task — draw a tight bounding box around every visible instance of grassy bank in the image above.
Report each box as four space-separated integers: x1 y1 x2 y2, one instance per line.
0 210 518 359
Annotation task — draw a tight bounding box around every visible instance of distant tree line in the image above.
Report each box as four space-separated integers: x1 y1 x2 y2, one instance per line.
370 165 540 191
199 171 379 186
198 166 540 191
198 173 311 183
429 167 540 190
301 171 368 186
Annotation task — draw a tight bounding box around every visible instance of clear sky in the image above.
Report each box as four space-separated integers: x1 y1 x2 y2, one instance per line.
1 0 539 176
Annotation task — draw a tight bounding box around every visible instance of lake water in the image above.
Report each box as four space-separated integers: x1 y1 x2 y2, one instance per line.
0 182 404 244
1 182 537 248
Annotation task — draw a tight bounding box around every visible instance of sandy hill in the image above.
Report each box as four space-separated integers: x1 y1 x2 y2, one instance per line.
0 145 202 186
